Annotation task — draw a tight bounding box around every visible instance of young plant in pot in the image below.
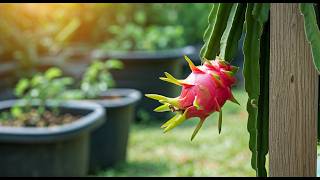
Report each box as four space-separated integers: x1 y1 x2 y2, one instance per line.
91 4 196 122
0 67 105 177
62 59 142 173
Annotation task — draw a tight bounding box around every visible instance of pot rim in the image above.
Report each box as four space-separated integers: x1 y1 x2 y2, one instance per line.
87 88 142 108
91 45 197 61
0 99 105 143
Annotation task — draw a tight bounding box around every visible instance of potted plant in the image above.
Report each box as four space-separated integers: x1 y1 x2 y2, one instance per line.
62 59 142 173
0 67 105 177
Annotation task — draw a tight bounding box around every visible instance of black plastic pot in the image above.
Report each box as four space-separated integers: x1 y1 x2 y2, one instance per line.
0 100 105 177
91 46 196 121
87 88 141 173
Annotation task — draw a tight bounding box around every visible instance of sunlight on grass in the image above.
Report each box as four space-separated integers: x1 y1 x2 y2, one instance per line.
97 88 256 177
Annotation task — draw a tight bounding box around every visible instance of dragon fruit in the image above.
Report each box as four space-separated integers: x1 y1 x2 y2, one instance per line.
145 55 239 141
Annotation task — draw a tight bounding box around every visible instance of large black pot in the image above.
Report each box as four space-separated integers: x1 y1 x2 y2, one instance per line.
91 46 196 121
0 100 105 177
87 88 141 173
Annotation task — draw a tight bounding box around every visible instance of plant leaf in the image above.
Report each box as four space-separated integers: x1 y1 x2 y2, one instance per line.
105 59 124 69
243 3 269 177
219 3 246 62
15 78 29 97
45 67 62 80
300 3 320 73
256 15 269 177
252 3 270 24
200 3 234 60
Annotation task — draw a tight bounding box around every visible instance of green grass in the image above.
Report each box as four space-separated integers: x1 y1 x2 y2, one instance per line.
97 88 256 177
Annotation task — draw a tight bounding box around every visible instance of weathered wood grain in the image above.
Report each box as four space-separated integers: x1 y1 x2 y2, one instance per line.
269 3 318 177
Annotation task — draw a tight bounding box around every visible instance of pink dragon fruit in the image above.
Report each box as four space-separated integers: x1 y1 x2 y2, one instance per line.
145 55 239 141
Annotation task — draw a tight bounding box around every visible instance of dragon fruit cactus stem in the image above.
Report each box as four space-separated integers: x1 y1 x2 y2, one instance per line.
145 55 239 141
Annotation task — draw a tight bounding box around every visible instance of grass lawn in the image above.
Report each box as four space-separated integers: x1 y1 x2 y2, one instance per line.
97 88 256 177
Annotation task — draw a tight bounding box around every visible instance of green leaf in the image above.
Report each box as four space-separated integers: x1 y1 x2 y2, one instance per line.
243 3 260 176
31 74 43 87
200 3 234 60
15 78 29 97
61 89 85 100
243 3 269 177
201 4 219 52
81 59 119 98
45 67 62 80
105 59 124 70
246 97 259 173
57 77 74 86
11 105 23 118
243 5 262 98
219 3 246 62
252 3 270 24
300 3 320 73
256 18 269 177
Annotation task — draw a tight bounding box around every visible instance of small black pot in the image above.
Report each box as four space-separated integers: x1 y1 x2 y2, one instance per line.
87 88 142 173
91 46 196 121
0 100 105 177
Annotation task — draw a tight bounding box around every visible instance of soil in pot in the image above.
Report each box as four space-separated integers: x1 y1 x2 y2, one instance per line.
0 109 80 127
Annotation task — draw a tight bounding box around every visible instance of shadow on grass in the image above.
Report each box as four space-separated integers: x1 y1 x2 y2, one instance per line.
97 160 170 177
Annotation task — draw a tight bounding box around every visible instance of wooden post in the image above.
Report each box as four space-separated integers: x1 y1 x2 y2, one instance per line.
269 3 318 176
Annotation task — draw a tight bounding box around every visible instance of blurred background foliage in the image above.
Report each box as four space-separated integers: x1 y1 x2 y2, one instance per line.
0 3 211 57
0 3 211 83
